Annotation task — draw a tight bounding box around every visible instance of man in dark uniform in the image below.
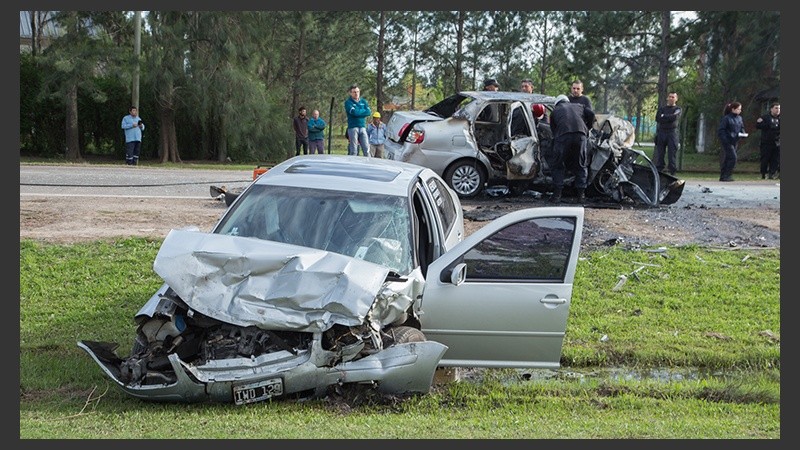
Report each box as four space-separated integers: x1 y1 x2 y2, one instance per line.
653 92 682 175
568 79 593 110
547 94 595 203
755 102 780 179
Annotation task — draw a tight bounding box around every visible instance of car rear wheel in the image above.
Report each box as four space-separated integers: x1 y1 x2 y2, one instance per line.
444 161 486 198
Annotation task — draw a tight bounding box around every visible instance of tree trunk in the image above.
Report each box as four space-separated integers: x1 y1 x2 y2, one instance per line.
454 12 465 93
657 11 671 107
29 11 37 56
64 83 81 161
157 81 181 163
288 14 306 161
375 11 385 114
217 113 227 162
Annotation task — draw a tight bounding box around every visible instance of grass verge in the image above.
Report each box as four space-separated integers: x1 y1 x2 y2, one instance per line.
19 239 780 438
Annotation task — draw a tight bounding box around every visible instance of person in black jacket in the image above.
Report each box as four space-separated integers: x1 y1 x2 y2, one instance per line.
716 102 746 182
653 92 682 175
755 102 780 179
568 79 593 111
547 94 596 203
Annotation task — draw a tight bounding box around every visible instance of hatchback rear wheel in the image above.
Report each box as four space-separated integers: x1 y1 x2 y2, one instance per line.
444 160 486 198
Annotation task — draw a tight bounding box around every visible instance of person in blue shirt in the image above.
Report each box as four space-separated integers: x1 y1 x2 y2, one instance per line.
344 84 372 156
121 106 144 165
367 112 387 158
307 109 327 154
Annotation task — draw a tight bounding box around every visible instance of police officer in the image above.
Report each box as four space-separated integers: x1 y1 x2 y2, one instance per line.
653 92 682 175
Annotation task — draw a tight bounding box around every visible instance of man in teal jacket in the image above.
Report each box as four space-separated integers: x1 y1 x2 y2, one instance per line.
344 84 372 156
307 109 327 154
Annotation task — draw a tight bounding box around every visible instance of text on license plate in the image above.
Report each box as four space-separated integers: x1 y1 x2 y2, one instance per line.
233 378 283 405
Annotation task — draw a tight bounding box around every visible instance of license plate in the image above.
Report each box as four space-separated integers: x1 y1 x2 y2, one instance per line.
232 378 283 405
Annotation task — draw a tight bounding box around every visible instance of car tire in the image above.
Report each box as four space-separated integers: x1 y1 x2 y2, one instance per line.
444 160 486 199
388 326 426 344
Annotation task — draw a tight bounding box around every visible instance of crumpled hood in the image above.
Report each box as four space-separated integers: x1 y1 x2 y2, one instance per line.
153 229 403 333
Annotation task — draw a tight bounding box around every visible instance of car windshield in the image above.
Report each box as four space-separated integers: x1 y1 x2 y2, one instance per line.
214 185 414 274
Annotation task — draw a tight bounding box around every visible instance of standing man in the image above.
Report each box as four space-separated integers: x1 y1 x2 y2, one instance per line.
292 106 309 156
653 92 683 175
478 78 501 122
307 109 327 155
548 94 595 203
519 78 534 93
755 102 780 179
367 112 387 158
568 79 593 111
121 106 144 166
344 84 372 156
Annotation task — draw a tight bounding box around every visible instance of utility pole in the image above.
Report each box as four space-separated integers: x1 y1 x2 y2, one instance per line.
132 11 141 108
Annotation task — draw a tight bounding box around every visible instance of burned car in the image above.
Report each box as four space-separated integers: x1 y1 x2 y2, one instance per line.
385 91 684 206
79 155 584 405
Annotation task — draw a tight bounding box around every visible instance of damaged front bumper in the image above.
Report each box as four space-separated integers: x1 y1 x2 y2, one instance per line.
78 337 447 404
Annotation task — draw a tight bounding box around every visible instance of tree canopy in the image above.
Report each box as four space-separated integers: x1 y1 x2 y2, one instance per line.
20 10 780 162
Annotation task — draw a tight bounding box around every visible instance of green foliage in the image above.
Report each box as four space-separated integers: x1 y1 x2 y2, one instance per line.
20 11 779 166
567 246 780 369
20 52 65 156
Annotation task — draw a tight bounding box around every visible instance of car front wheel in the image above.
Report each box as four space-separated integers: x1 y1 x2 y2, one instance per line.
388 326 426 344
444 161 486 198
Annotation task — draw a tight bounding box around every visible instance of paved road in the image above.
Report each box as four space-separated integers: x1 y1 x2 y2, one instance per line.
20 165 256 199
19 164 780 209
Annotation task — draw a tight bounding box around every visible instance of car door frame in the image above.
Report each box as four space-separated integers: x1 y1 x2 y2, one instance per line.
419 206 584 369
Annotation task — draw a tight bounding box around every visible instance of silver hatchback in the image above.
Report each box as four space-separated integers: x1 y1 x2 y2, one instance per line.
385 91 685 206
79 155 584 404
386 91 556 199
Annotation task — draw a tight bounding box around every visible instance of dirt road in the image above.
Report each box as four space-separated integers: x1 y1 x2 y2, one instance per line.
20 164 780 249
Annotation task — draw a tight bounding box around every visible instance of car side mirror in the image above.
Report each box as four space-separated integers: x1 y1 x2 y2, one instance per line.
440 263 466 286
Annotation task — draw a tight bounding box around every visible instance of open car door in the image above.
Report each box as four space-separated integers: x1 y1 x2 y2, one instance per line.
419 206 583 369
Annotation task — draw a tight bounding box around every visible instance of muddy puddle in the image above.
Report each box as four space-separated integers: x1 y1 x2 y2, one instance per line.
452 366 763 384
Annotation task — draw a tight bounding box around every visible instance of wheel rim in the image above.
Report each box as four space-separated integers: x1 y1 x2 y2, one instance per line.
451 164 482 196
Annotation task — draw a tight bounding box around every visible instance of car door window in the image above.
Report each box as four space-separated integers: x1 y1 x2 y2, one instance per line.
461 217 576 282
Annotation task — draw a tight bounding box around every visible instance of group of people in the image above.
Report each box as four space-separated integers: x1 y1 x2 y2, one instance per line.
291 84 388 158
652 92 780 183
543 80 595 203
513 77 780 197
122 79 779 185
504 78 596 203
292 107 327 155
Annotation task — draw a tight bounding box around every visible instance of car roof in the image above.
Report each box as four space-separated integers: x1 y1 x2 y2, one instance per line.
459 91 558 105
254 155 428 197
